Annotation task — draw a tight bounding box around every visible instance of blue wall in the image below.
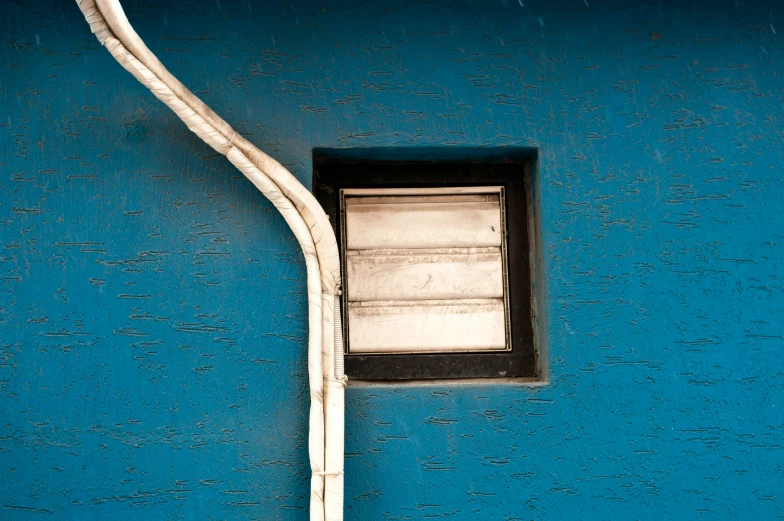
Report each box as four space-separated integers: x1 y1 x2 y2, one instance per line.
2 0 783 518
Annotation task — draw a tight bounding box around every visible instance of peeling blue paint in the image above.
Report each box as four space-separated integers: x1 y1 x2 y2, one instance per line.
1 0 783 519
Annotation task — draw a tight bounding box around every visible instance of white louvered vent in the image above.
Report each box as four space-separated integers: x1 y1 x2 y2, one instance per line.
341 187 511 354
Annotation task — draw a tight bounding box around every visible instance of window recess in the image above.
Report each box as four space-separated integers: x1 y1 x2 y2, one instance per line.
313 151 539 381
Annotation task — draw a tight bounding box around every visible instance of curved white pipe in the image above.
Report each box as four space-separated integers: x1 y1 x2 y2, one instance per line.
75 2 345 520
92 0 341 291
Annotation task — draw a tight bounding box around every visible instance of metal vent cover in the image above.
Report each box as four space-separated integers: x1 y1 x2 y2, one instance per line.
340 186 512 356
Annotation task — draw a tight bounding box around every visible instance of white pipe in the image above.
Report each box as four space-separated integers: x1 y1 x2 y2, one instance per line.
326 295 346 520
74 2 345 519
93 0 341 292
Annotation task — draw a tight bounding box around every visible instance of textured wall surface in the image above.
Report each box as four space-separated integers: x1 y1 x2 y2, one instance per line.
2 0 783 519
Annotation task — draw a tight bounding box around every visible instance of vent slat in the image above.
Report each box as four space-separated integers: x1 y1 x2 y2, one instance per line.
346 248 504 301
347 299 507 354
345 200 502 250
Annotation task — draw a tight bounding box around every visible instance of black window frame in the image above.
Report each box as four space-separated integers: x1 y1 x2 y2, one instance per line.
313 148 538 381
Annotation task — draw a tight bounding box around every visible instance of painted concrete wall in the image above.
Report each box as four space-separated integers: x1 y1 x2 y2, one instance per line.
2 0 783 519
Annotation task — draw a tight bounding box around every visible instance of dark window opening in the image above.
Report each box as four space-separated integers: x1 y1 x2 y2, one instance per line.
313 148 539 381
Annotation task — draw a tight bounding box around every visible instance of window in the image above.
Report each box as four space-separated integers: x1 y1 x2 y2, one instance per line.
342 187 510 354
313 149 539 381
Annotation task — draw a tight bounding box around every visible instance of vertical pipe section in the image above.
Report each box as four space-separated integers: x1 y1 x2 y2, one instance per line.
322 292 345 521
325 294 346 521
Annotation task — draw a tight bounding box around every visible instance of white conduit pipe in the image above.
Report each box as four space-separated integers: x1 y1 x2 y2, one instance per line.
75 2 346 520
